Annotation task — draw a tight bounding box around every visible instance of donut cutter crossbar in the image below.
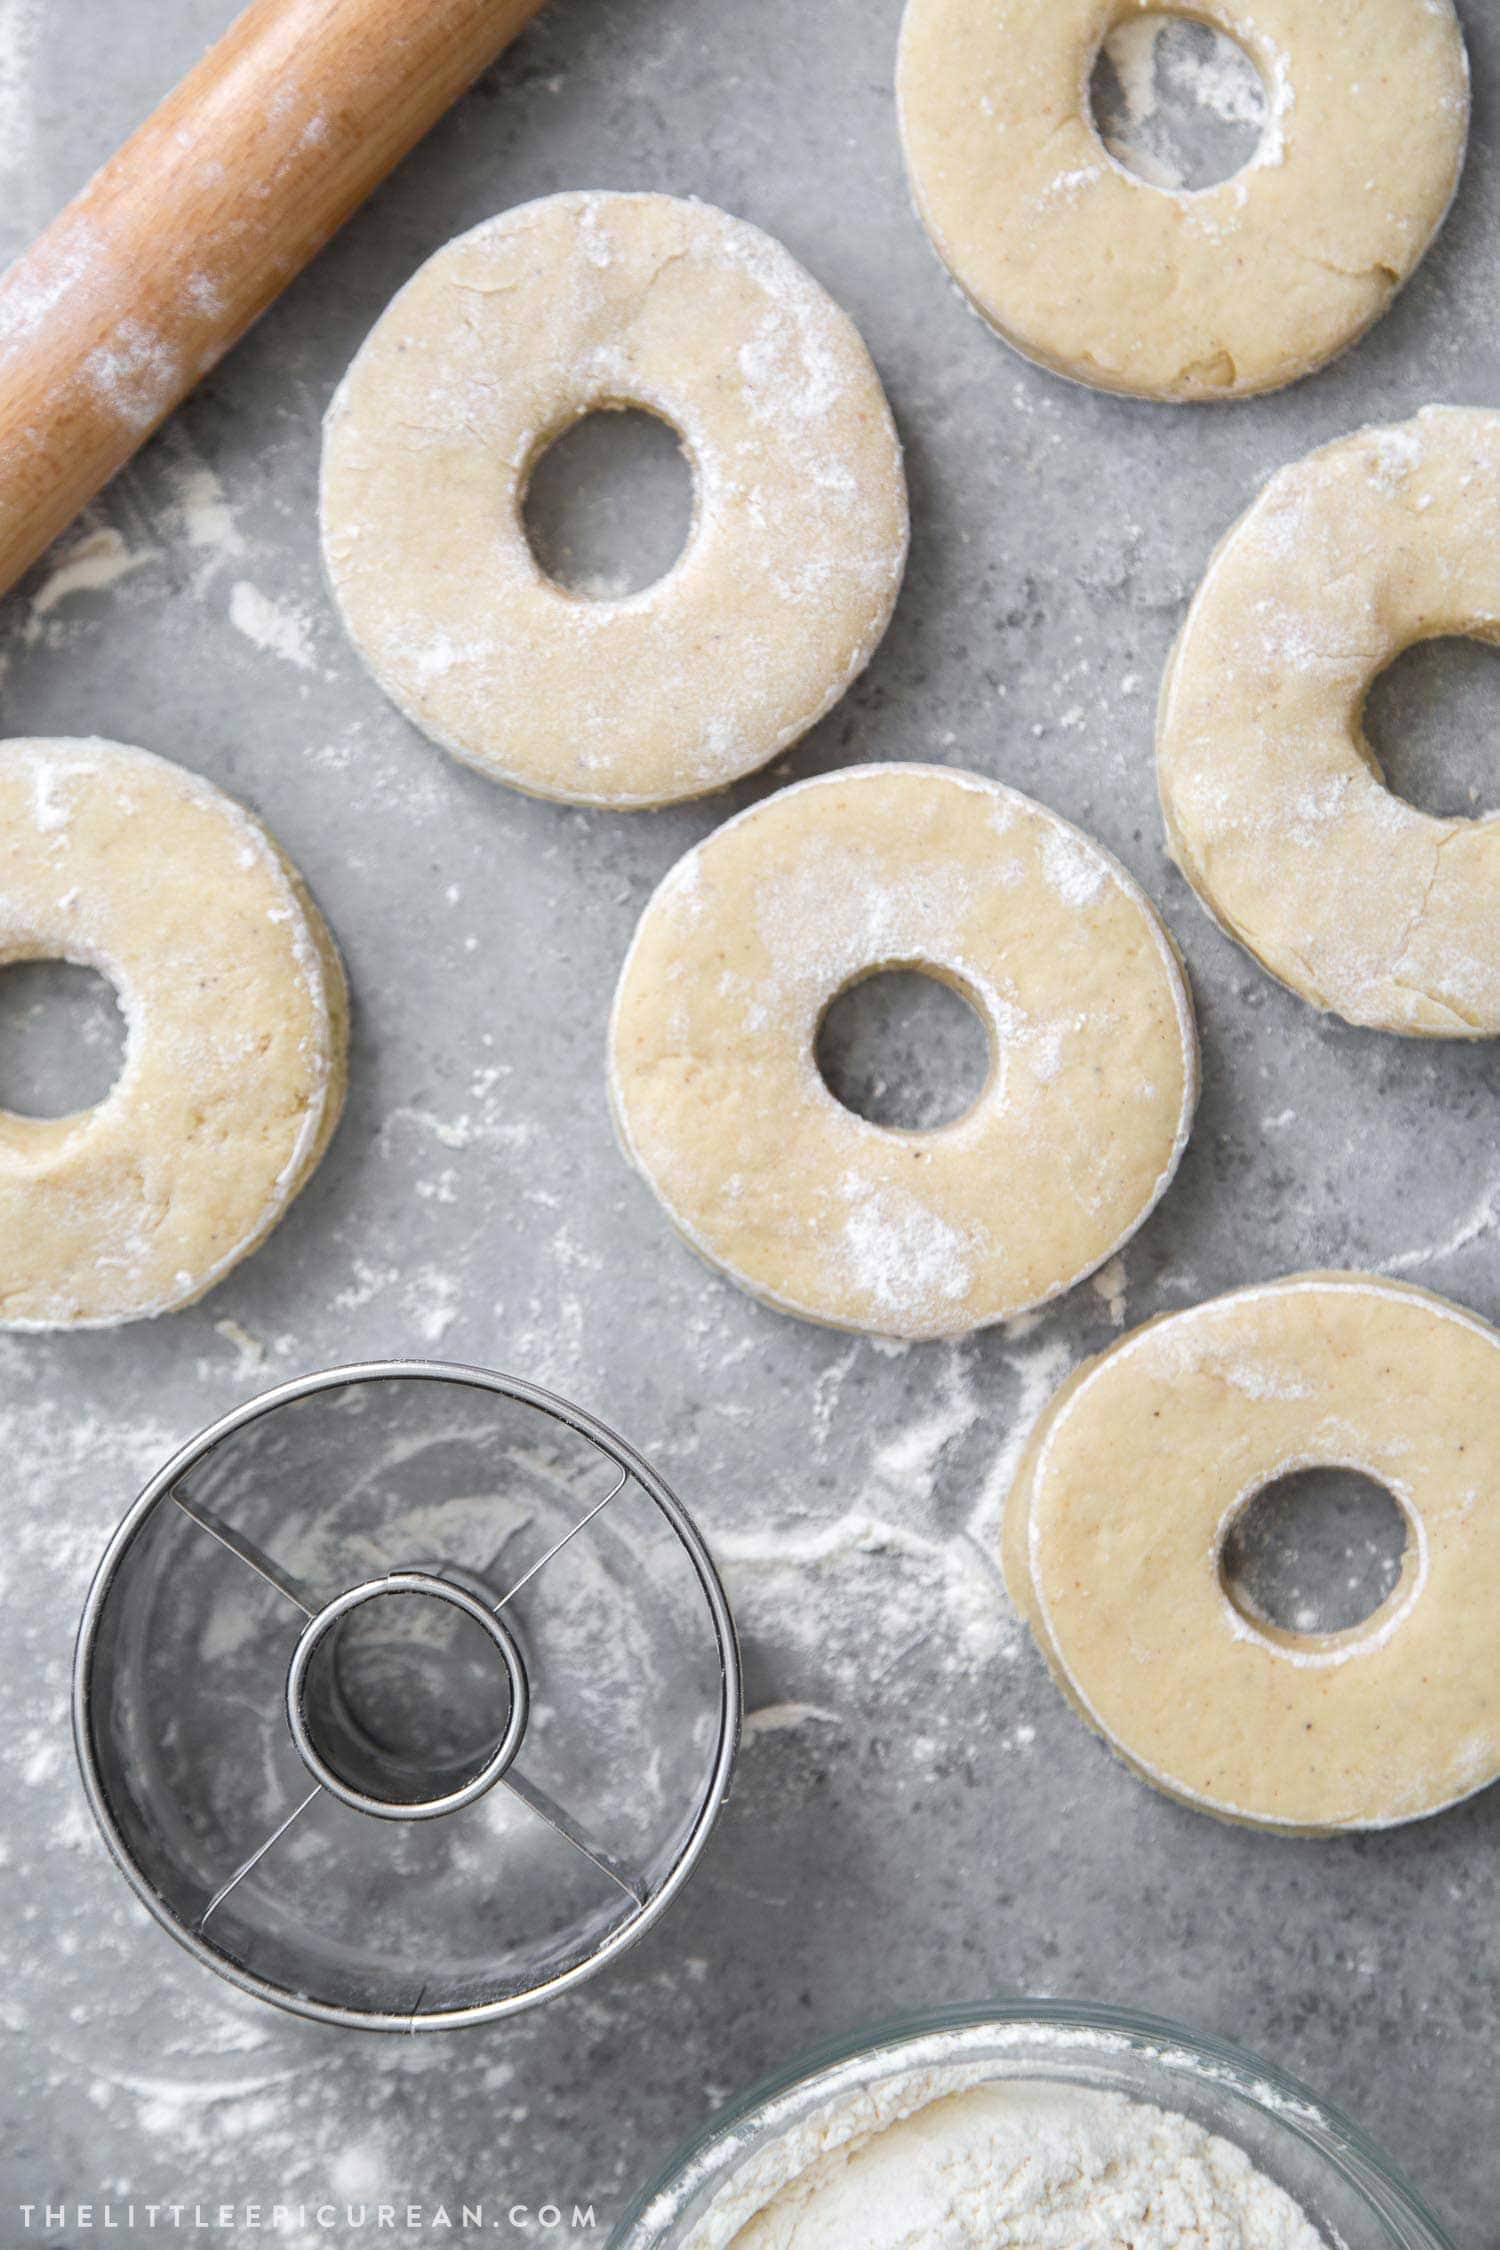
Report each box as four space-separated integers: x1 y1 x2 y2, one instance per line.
73 1363 742 2031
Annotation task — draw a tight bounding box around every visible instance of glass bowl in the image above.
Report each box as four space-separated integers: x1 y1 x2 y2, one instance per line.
612 2003 1452 2248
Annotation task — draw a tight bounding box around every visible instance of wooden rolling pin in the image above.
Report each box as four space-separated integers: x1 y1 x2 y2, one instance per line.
0 0 548 601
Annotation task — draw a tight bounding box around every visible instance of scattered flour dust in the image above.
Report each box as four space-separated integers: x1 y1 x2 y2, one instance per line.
213 1316 266 1376
409 1263 461 1343
29 525 156 619
714 1502 1007 1689
1 424 259 663
1091 1254 1129 1328
175 465 243 555
228 579 319 672
1384 1175 1500 1274
714 1318 1083 1745
166 445 248 573
743 1702 843 1736
689 2072 1324 2248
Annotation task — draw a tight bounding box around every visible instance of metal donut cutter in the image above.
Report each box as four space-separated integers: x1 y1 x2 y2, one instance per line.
73 1362 741 2031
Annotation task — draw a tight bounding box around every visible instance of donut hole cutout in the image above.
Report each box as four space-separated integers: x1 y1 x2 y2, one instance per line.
522 406 695 600
0 960 126 1119
1220 1467 1411 1644
1361 635 1500 821
300 1589 519 1808
1089 14 1268 193
815 966 993 1132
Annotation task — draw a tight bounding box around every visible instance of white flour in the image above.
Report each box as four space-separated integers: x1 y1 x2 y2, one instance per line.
697 2075 1323 2248
30 525 155 617
228 578 319 671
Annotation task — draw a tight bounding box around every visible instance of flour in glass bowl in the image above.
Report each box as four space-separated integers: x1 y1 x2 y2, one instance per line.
688 2072 1325 2248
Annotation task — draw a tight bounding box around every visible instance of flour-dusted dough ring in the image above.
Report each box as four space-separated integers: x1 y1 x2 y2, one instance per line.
0 739 348 1328
320 191 909 810
896 0 1469 402
609 764 1197 1340
1004 1274 1500 1832
1160 408 1500 1036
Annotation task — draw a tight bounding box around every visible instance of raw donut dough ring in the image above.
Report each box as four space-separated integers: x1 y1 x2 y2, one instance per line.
0 739 348 1329
895 0 1469 402
320 191 909 809
1159 409 1500 1036
608 764 1197 1340
1004 1274 1500 1833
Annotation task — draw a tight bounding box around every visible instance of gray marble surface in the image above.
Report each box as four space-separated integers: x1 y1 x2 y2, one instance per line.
4 0 1500 2241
